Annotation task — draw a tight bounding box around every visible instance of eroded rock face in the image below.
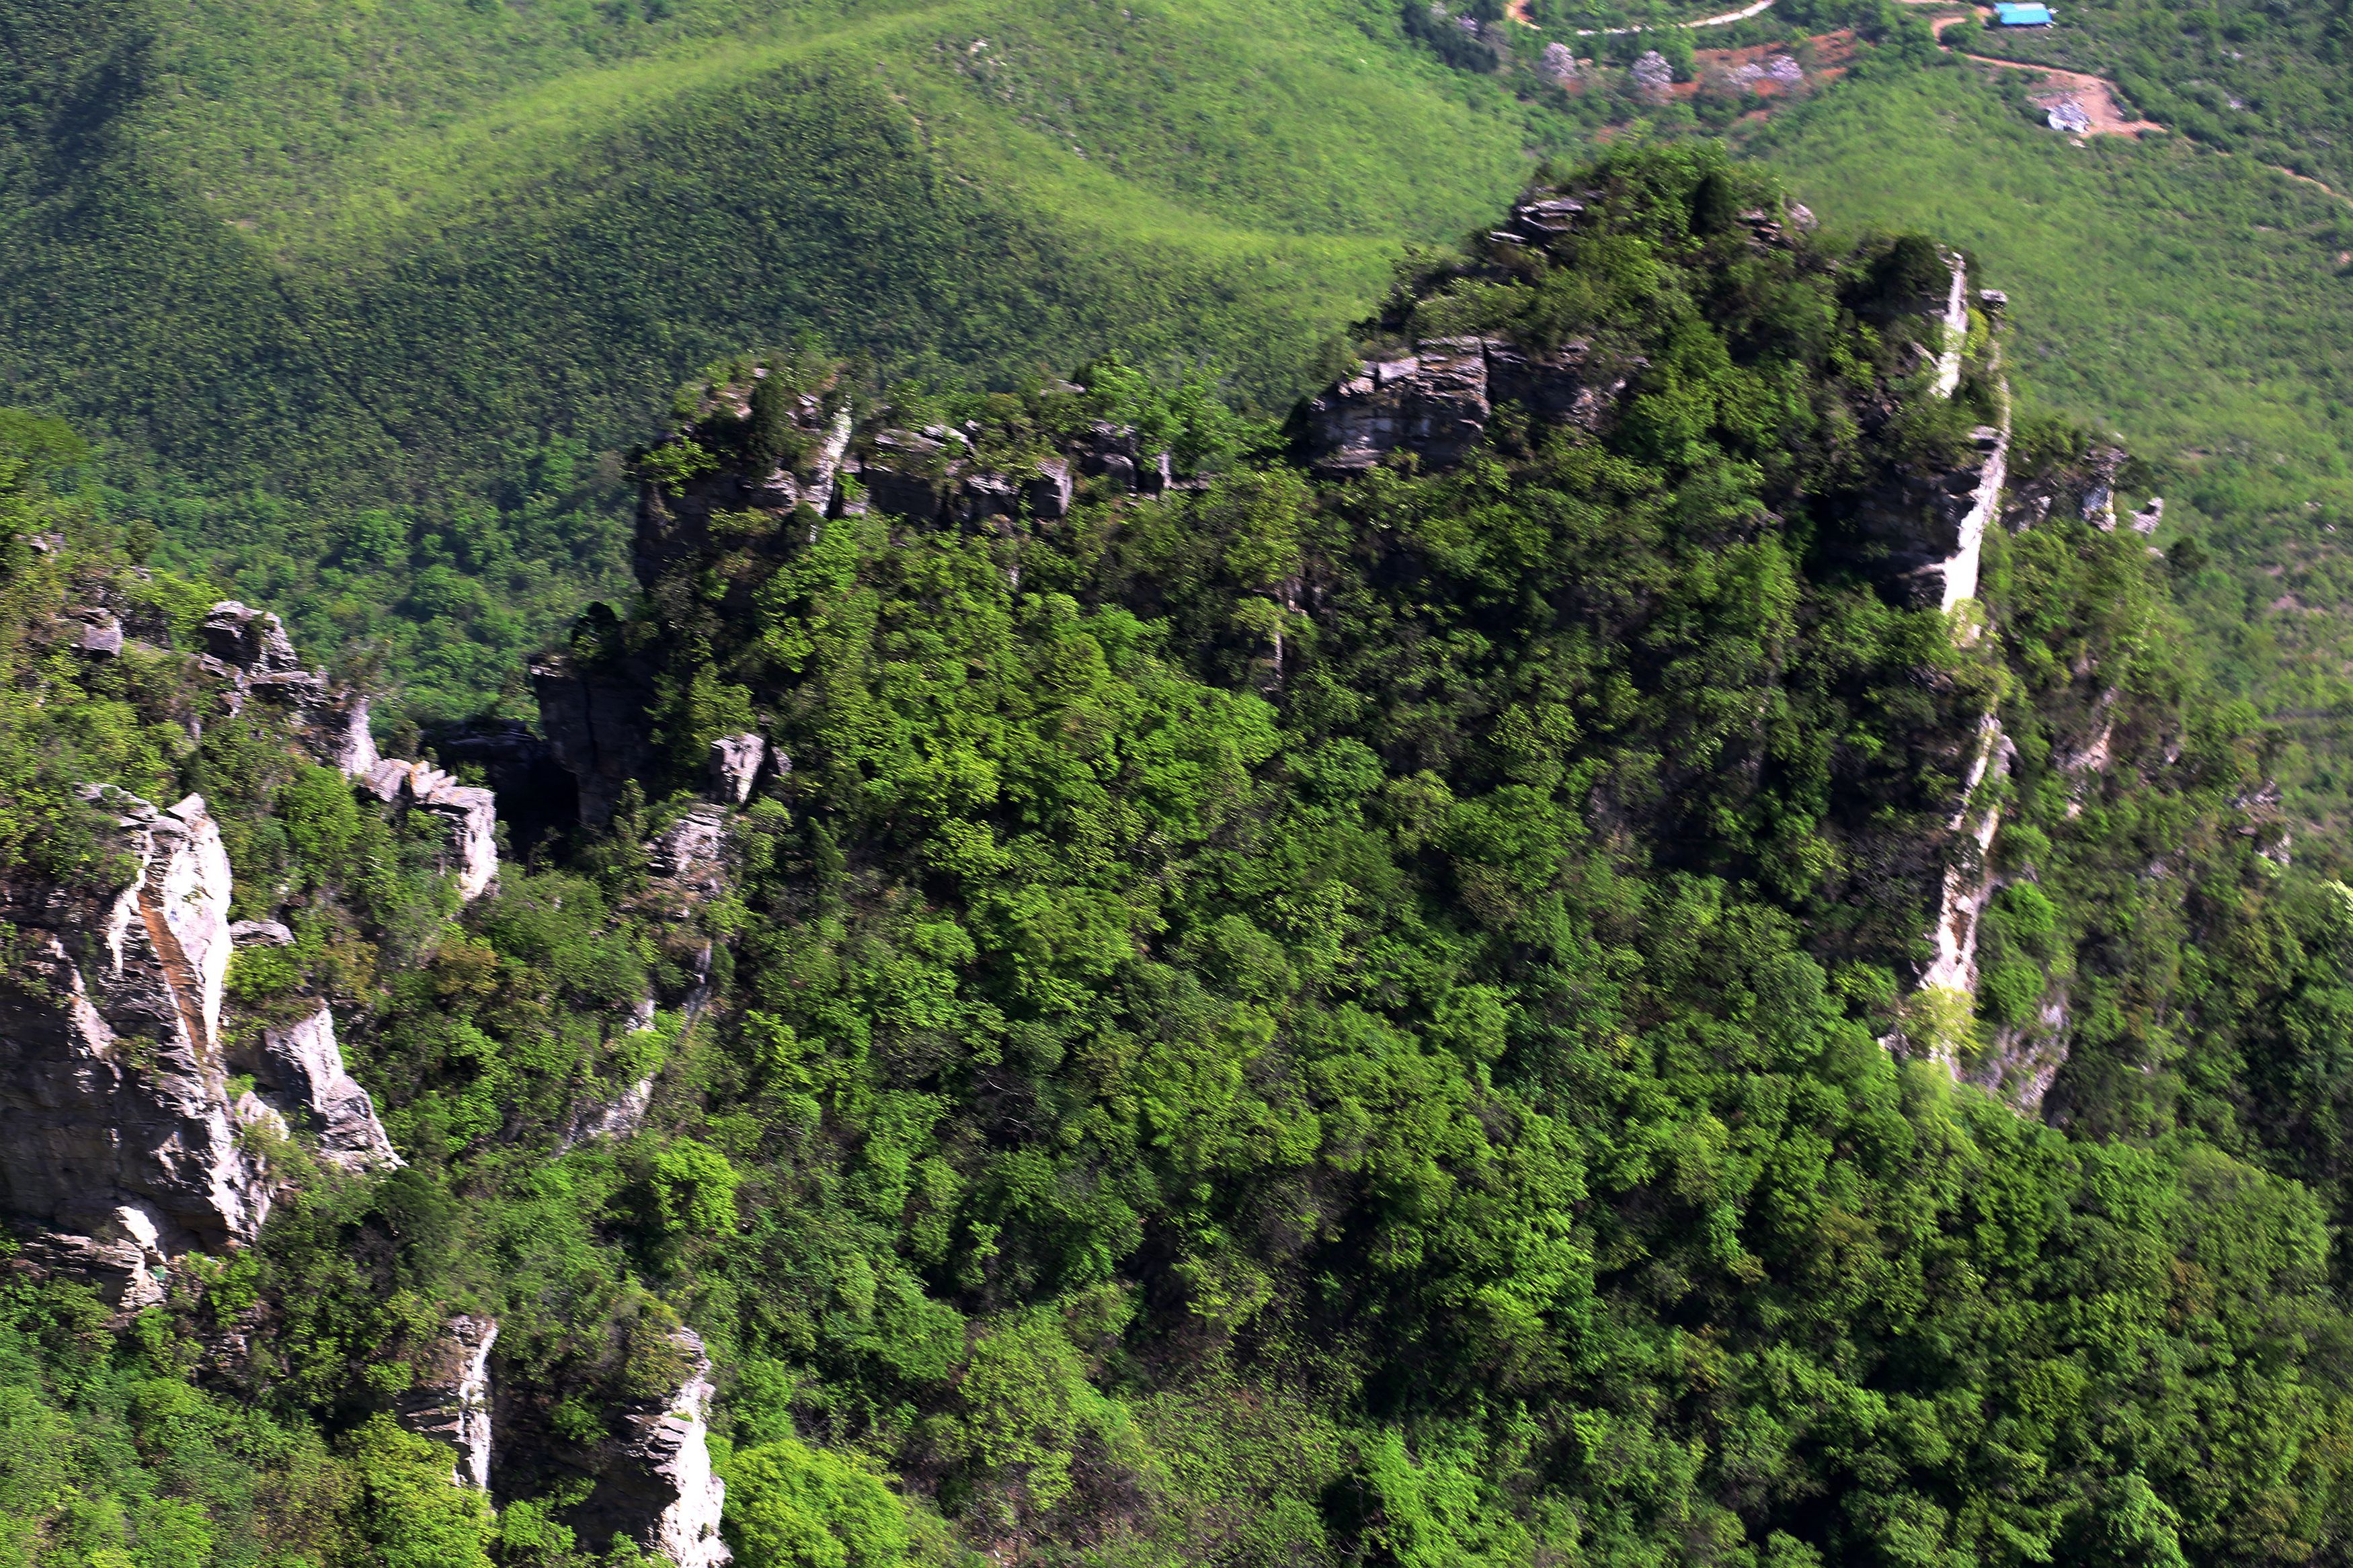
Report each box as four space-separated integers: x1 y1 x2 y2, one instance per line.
0 790 268 1305
569 1329 731 1568
200 603 378 776
364 760 500 901
559 1075 654 1150
1303 338 1492 477
531 653 657 831
1300 335 1630 478
647 806 732 915
707 733 765 807
1844 425 2009 612
398 1315 499 1489
423 718 580 861
248 1005 401 1173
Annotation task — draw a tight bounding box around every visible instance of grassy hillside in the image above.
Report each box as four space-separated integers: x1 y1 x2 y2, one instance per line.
1755 62 2353 861
0 0 1579 718
2 0 1559 493
1933 0 2353 190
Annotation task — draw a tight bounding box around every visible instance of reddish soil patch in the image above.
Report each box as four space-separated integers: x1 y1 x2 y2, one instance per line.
1670 30 1853 104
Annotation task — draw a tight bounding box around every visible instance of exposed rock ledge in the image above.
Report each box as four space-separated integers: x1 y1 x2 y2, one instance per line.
1 788 400 1305
200 602 378 777
568 1328 731 1568
247 1005 403 1173
398 1315 499 1489
0 791 264 1305
1300 334 1632 477
364 759 500 902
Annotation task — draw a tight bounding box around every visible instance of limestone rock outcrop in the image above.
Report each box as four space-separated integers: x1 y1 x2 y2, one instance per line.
1303 339 1493 477
568 1329 731 1568
422 718 580 860
0 790 268 1305
397 1315 499 1489
1300 334 1632 478
1846 425 2010 613
248 1005 401 1173
647 806 732 916
200 603 378 776
707 733 766 807
531 653 657 831
363 759 500 901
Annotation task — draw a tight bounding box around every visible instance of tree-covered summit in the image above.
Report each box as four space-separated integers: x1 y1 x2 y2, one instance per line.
5 145 2353 1568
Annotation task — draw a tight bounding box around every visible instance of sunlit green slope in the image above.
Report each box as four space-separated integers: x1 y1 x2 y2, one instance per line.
1757 64 2353 858
0 0 1560 495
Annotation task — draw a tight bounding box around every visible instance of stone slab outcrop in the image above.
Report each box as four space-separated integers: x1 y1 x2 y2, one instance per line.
364 760 500 901
1300 335 1630 478
249 1005 401 1173
0 790 268 1305
3 787 413 1303
531 653 657 831
397 1315 499 1489
707 733 766 807
568 1329 731 1568
200 603 378 776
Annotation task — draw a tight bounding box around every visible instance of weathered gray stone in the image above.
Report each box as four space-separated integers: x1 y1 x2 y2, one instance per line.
1841 425 2009 611
960 472 1019 526
364 760 500 901
1302 337 1494 476
251 1005 401 1173
71 609 123 657
200 603 301 675
0 791 269 1304
571 1329 731 1568
229 919 296 948
1484 339 1626 428
859 430 957 522
398 1315 499 1489
1024 456 1074 520
649 806 729 897
532 653 657 831
199 602 377 776
707 733 765 807
559 1075 655 1150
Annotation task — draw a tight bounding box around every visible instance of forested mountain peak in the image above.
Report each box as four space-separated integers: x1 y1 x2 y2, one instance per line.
2 147 2350 1568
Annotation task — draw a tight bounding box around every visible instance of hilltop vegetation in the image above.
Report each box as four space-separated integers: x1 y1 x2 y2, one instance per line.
15 146 2353 1567
1754 60 2353 862
0 0 1578 722
3 0 1556 493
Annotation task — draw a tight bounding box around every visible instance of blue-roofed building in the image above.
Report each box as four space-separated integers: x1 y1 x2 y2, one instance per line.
1994 3 2055 24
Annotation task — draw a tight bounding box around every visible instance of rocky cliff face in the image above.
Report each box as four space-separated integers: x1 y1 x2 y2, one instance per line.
246 1005 402 1173
1 794 401 1302
531 652 658 831
200 602 378 776
363 759 500 901
0 790 264 1306
1300 332 1632 477
562 1329 731 1568
398 1315 500 1489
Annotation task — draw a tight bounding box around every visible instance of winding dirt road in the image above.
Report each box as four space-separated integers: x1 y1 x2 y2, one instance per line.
1919 9 2160 134
1572 0 1778 38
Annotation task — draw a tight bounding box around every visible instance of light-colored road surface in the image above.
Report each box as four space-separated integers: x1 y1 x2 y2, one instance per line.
1574 0 1776 38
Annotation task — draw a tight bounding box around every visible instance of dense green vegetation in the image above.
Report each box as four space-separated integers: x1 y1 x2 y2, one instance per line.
1932 0 2353 191
0 0 1589 725
21 145 2353 1565
1751 60 2353 862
